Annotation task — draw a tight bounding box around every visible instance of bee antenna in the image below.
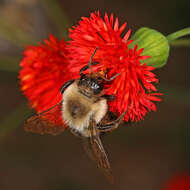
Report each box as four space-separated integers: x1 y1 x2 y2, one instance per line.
88 47 98 73
102 73 120 82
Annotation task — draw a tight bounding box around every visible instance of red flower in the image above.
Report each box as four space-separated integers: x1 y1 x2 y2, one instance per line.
20 11 162 126
19 35 70 126
67 11 162 121
162 174 190 190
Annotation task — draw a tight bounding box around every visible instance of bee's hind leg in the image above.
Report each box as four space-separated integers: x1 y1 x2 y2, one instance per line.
97 111 127 133
70 128 83 138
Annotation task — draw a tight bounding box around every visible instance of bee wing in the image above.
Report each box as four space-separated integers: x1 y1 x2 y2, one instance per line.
82 119 114 183
24 100 67 136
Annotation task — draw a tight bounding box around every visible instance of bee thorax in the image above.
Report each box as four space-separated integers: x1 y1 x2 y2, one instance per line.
62 82 108 137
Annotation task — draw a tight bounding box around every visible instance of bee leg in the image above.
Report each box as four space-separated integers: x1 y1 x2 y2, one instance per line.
60 79 75 94
70 128 82 138
101 94 115 101
97 111 127 132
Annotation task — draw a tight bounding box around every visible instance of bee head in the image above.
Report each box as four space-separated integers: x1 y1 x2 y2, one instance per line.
78 74 104 95
77 47 120 97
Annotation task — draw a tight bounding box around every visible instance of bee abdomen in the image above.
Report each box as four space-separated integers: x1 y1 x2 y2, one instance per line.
67 99 90 119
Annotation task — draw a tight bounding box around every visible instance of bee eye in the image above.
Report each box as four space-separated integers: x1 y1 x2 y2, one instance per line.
80 75 86 81
78 74 89 86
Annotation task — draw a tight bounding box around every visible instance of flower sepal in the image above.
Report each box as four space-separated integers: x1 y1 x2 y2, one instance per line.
129 27 170 68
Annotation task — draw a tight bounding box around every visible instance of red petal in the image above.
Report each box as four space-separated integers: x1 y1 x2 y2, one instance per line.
123 29 131 43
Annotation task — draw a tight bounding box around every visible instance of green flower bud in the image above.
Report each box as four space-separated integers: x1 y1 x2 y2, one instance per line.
129 27 170 68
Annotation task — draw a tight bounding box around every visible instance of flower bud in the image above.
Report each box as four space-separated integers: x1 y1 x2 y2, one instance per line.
129 27 170 68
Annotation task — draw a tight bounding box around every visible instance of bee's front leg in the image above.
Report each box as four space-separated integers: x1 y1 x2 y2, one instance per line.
101 94 115 101
60 79 75 94
97 111 127 132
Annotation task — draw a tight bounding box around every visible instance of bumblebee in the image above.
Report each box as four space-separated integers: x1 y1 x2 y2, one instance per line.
24 48 126 183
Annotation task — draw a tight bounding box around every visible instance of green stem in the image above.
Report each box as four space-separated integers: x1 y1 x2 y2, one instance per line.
170 38 190 47
167 27 190 42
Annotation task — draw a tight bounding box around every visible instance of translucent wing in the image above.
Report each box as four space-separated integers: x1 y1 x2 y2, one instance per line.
24 100 67 136
82 119 114 183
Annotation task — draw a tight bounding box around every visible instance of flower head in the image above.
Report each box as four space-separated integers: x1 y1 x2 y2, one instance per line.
19 35 70 126
67 11 162 121
20 11 162 124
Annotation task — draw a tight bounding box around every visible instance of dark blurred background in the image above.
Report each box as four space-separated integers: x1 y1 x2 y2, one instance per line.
0 0 190 189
